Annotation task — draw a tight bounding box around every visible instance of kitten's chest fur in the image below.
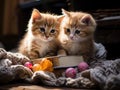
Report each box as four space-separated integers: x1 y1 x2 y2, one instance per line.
62 40 94 56
32 39 58 57
66 43 81 55
36 40 49 54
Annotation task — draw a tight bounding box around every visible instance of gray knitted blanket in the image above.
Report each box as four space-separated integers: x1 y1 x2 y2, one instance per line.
0 43 119 90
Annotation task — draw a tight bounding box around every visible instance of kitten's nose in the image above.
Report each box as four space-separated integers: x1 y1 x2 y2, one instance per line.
46 36 49 38
70 35 74 39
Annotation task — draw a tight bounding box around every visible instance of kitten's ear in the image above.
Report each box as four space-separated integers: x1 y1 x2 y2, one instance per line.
62 9 70 17
57 15 64 22
80 14 93 26
31 9 41 21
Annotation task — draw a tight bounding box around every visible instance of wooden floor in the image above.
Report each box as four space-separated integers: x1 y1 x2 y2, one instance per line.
0 83 96 90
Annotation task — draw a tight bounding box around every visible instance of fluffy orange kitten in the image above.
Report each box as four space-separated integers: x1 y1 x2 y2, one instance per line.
18 9 63 59
58 9 97 62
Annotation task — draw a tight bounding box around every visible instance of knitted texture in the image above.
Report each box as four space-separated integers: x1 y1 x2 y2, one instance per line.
0 48 33 84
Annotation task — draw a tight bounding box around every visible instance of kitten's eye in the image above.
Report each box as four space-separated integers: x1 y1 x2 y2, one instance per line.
66 29 70 33
75 30 80 34
40 27 45 32
50 29 55 33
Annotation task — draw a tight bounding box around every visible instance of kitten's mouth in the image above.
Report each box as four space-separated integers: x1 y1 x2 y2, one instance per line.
42 36 49 40
45 36 49 39
45 37 48 40
69 36 74 40
44 37 49 40
43 37 53 41
70 37 74 40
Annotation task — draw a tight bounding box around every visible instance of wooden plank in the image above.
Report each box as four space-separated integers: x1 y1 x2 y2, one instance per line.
3 0 18 35
0 83 95 90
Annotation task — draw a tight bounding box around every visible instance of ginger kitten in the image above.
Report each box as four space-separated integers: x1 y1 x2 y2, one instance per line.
58 9 97 62
18 9 63 59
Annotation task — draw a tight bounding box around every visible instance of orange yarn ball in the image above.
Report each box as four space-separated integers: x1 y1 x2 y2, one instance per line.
32 58 53 72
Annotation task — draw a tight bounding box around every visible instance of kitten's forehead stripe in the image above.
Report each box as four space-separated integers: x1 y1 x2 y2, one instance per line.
68 17 81 29
41 13 58 27
45 18 56 27
66 12 84 28
34 14 59 30
64 12 93 29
